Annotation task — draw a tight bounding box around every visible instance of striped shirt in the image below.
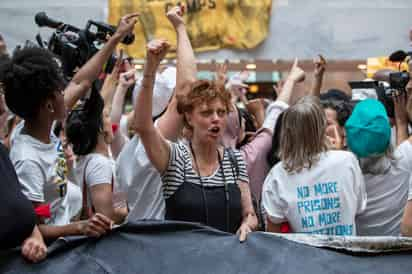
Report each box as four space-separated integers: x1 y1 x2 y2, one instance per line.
162 142 249 199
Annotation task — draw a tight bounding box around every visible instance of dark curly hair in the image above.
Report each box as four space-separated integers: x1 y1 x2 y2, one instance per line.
0 47 64 119
320 99 353 127
65 87 104 155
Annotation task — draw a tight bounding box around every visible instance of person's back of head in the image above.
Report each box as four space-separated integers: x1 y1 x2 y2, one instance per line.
320 89 350 103
345 99 393 174
65 88 104 155
280 96 328 173
320 99 353 128
0 47 64 120
235 107 257 149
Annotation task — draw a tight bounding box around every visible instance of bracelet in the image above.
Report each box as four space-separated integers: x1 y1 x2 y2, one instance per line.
143 74 155 78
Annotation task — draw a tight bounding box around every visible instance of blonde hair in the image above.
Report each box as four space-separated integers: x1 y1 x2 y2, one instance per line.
280 96 328 173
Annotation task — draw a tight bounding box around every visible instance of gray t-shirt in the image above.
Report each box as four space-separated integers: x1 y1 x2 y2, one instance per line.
116 135 165 221
356 140 412 236
10 122 82 225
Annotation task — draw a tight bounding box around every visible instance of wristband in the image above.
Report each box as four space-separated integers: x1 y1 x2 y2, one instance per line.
35 204 51 218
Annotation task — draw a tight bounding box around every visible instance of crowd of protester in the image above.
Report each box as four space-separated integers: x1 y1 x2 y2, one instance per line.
1 6 412 263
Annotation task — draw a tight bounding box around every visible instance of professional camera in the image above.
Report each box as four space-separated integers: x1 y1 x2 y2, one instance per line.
387 71 410 94
34 12 134 78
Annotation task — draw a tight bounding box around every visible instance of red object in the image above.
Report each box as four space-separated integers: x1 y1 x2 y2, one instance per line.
35 204 51 218
112 123 119 134
280 222 291 233
98 72 107 80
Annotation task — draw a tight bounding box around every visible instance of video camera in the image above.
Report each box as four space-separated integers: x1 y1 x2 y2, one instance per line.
374 49 412 98
34 12 134 78
387 49 411 92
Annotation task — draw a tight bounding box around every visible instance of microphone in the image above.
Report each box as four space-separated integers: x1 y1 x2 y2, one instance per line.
389 50 408 62
35 12 63 28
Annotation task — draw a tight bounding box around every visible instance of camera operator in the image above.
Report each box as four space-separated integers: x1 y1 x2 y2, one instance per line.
399 59 412 236
0 12 139 241
345 92 412 236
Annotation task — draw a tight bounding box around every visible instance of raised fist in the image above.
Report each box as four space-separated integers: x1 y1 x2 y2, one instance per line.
167 6 185 28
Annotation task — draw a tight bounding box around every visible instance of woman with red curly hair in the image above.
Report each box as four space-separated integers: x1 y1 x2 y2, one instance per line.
134 39 258 241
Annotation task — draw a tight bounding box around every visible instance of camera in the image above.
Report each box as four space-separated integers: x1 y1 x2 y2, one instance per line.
388 71 410 94
34 12 134 78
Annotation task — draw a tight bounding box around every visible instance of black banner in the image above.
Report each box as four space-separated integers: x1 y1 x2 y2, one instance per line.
1 221 412 274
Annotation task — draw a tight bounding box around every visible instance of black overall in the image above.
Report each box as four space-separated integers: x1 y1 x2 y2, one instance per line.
165 148 242 233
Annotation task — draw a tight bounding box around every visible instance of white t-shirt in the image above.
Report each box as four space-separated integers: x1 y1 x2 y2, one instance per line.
10 122 82 225
116 135 165 221
262 150 367 236
357 140 412 236
74 153 115 209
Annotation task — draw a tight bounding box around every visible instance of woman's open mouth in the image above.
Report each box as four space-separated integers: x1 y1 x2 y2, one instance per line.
208 126 221 135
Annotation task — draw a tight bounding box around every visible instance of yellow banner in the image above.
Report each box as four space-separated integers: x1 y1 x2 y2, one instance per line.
367 56 409 78
108 0 272 58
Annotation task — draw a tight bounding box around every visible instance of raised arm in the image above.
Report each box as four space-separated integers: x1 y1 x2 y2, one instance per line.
394 93 410 146
133 40 171 174
100 51 123 111
110 64 136 158
64 13 139 110
171 6 196 95
111 61 135 125
309 55 326 97
277 59 305 104
156 6 196 141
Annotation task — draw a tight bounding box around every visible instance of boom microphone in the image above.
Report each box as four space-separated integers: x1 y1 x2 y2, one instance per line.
389 50 408 62
35 12 63 28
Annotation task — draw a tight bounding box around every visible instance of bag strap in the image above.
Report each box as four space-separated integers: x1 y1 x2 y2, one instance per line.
81 158 93 220
226 148 239 180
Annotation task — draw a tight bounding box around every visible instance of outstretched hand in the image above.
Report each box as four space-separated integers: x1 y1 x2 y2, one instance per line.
215 62 228 86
